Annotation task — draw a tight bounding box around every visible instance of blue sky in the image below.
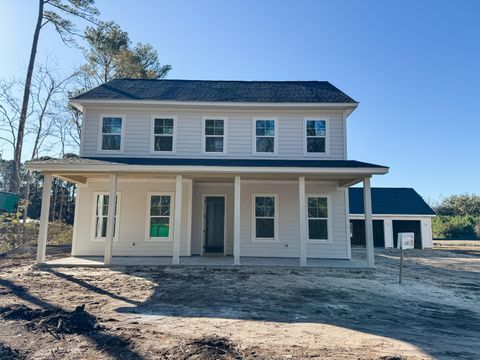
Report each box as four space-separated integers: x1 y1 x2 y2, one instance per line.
1 0 479 201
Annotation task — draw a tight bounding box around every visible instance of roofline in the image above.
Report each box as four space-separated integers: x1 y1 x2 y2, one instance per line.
101 78 349 84
25 162 388 175
69 99 359 112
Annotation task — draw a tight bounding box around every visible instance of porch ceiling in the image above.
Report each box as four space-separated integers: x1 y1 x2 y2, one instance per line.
45 172 372 188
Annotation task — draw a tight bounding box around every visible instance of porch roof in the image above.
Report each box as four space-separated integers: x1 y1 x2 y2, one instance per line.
26 156 387 169
25 157 388 185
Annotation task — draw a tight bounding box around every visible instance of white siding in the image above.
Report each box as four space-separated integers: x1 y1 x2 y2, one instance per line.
81 105 346 160
190 181 349 259
72 180 191 256
305 183 350 259
73 178 350 259
239 183 300 257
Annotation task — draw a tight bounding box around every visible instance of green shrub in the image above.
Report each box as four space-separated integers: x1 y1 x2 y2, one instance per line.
433 215 480 240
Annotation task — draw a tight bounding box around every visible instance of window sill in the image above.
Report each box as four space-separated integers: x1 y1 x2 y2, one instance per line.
145 238 172 242
91 238 119 242
252 238 278 243
149 151 176 155
201 152 228 156
307 239 332 244
303 152 329 157
97 150 124 154
252 152 278 157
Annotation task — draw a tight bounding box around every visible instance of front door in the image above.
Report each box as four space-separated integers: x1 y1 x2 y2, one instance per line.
204 196 225 253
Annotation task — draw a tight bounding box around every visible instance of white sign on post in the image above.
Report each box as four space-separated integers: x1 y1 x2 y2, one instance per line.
397 232 414 250
397 232 414 283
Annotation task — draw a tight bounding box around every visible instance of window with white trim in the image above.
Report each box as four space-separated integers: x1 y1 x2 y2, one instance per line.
204 118 225 153
101 117 123 151
305 119 326 153
152 117 174 152
254 119 276 153
307 196 329 240
93 193 120 239
253 195 277 240
147 194 172 239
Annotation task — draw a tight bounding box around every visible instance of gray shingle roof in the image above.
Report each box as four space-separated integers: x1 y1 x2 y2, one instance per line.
72 79 357 103
27 157 385 168
349 188 435 216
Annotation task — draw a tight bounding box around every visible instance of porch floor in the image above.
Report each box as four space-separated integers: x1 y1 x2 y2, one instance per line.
44 255 368 268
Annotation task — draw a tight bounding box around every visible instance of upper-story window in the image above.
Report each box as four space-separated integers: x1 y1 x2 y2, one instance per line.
99 115 124 152
304 119 327 154
253 118 277 155
151 116 175 153
203 117 227 154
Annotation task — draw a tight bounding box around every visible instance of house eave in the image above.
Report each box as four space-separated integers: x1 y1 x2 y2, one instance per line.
69 98 359 112
25 162 388 176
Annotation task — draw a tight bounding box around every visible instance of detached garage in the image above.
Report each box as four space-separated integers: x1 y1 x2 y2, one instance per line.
349 188 435 249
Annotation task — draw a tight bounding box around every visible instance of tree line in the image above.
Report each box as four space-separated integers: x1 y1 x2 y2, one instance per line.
432 194 480 239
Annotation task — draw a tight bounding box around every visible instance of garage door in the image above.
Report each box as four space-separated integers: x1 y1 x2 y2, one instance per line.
392 220 422 249
350 220 385 247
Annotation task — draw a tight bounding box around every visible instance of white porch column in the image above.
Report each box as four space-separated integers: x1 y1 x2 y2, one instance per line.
299 176 307 266
363 177 375 267
36 173 53 263
233 176 241 265
172 174 183 265
104 174 117 265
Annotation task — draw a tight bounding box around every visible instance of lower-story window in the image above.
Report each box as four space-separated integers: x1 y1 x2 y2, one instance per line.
253 194 277 241
93 192 120 240
307 195 330 241
147 193 173 240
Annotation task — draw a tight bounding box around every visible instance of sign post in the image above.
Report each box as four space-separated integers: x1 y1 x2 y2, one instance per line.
397 232 414 283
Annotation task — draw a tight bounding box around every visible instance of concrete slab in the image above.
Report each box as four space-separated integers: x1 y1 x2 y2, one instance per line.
44 255 368 269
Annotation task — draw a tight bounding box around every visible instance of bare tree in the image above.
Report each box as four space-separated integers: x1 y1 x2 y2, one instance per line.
11 0 98 193
28 62 78 159
0 80 33 159
1 59 77 243
22 62 77 241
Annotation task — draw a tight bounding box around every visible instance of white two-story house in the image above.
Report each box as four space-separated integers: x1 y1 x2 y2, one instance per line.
27 79 388 267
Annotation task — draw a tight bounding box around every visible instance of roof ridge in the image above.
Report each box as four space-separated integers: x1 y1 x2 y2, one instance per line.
110 78 332 83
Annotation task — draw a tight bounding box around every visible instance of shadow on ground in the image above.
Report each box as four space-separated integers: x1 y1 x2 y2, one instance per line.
2 247 479 359
34 248 480 359
0 278 143 360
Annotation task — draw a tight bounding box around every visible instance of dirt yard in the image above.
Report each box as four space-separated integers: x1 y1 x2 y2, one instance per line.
0 243 479 360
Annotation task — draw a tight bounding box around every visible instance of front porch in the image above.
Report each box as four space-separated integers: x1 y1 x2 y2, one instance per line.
26 157 389 268
44 255 368 268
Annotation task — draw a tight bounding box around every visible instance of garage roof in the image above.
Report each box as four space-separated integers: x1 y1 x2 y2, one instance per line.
349 188 435 216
